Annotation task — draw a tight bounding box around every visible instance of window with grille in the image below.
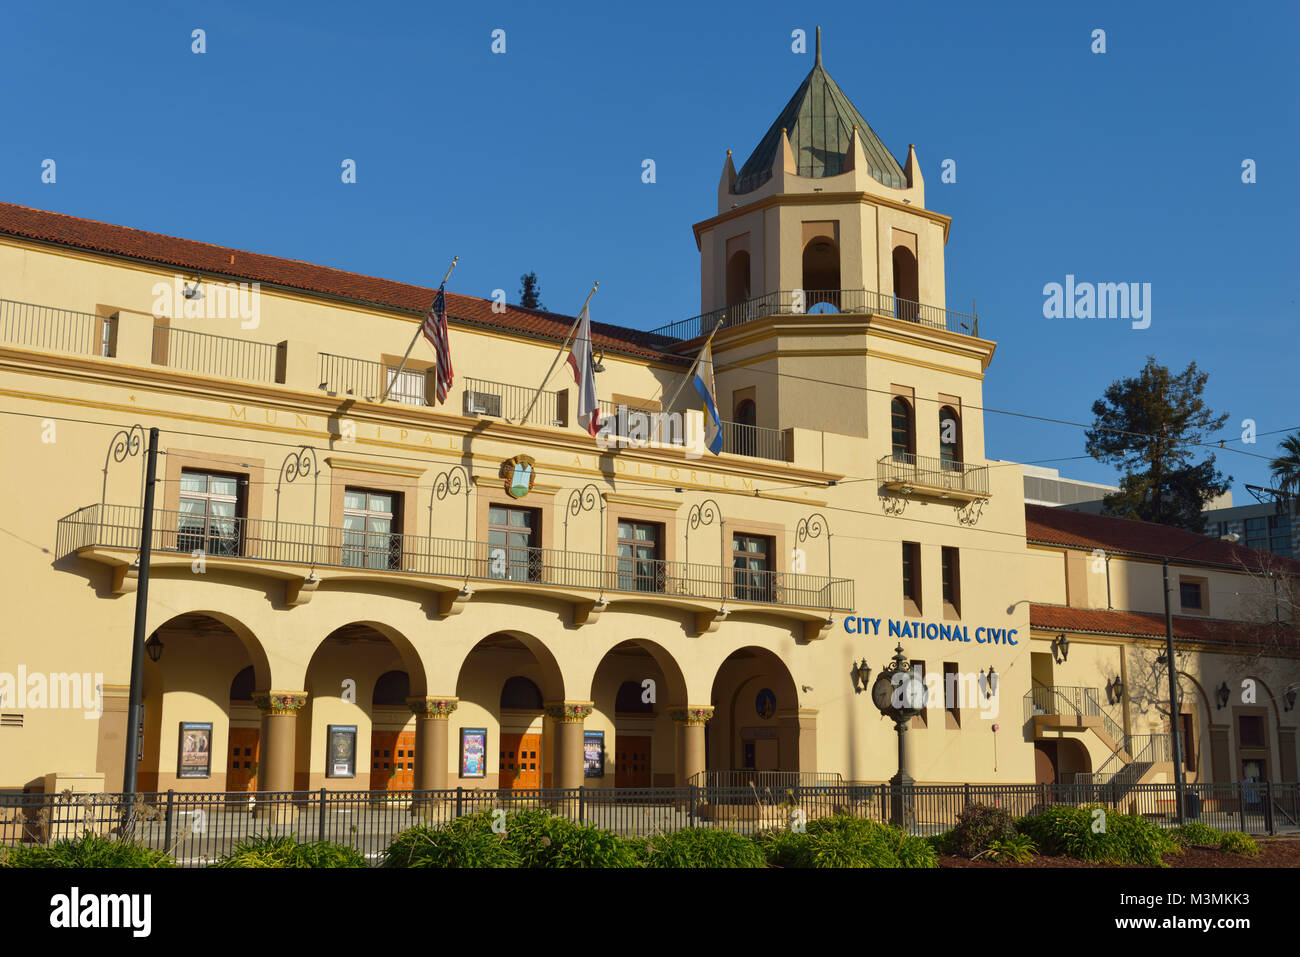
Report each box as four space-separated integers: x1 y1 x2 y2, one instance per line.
617 521 664 593
891 398 913 459
939 405 961 470
733 532 773 602
178 470 242 556
343 489 400 569
941 546 960 617
385 366 428 406
902 541 921 613
488 505 539 581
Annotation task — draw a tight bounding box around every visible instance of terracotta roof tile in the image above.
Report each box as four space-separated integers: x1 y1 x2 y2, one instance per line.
0 201 686 364
1024 503 1300 572
1030 603 1299 650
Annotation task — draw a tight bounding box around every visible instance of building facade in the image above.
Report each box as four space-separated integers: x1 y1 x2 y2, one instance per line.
1 43 1296 801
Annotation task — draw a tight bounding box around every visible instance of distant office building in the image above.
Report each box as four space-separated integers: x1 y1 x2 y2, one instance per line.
1207 502 1297 560
1021 465 1117 512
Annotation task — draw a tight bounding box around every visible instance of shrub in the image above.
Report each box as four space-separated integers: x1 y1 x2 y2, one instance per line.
1171 821 1223 848
502 809 640 868
981 834 1036 864
213 833 366 868
382 812 521 868
927 829 957 855
1219 831 1260 857
1016 805 1177 867
758 815 935 868
642 828 767 868
0 831 174 868
949 803 1017 857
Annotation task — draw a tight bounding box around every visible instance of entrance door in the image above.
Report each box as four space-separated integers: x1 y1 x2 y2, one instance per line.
370 730 416 791
227 728 259 792
500 733 541 789
615 735 652 788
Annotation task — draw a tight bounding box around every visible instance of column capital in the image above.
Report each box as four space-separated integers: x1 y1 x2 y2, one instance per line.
407 696 459 719
669 705 715 725
253 691 308 715
545 701 594 723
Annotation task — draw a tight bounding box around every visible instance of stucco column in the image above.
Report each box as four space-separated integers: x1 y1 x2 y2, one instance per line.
253 691 308 792
408 696 458 793
545 702 593 790
671 706 715 785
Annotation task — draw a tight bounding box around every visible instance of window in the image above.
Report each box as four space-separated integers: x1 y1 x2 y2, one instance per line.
500 676 543 711
1178 713 1195 771
98 314 117 358
343 489 400 569
909 660 927 728
488 505 540 581
1238 714 1265 749
733 399 757 457
939 405 961 469
891 398 914 459
385 366 429 406
941 547 960 618
943 662 961 729
178 470 242 556
371 671 410 707
1179 580 1203 610
615 680 655 714
902 541 921 614
733 533 774 602
617 521 663 592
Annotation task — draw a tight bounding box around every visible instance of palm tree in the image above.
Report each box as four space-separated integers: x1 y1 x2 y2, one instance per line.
1269 432 1300 498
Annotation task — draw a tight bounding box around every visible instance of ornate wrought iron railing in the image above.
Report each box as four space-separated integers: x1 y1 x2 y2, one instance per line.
57 504 854 612
651 288 980 341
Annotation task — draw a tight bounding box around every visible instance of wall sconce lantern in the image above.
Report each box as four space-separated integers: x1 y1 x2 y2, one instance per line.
850 659 872 695
1051 633 1070 664
1284 687 1297 713
1215 682 1230 710
978 666 998 699
1106 676 1125 704
144 633 164 663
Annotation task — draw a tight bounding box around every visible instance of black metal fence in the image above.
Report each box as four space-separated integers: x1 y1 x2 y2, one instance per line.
4 781 1294 866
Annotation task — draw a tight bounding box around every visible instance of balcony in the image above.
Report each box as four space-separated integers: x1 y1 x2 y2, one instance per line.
877 452 989 501
152 326 281 384
57 504 854 629
649 288 981 343
597 402 790 461
0 297 104 357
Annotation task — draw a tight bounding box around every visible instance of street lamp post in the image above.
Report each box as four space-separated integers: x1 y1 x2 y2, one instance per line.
868 644 925 829
1161 556 1186 825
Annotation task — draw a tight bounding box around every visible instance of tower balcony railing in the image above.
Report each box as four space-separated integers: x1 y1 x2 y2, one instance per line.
57 504 854 613
650 288 980 342
877 452 990 498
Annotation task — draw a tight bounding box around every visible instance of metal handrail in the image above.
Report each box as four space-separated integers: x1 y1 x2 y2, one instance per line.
153 325 279 383
877 452 990 496
464 376 564 426
0 297 101 356
651 288 980 341
58 503 855 612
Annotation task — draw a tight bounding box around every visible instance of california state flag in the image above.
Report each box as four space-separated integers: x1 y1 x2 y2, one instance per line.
566 305 601 436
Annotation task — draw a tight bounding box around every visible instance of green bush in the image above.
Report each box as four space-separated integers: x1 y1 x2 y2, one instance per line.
213 833 366 868
982 834 1036 864
1218 831 1260 857
927 829 957 855
949 803 1017 857
1171 821 1223 848
757 815 935 868
382 812 521 868
1016 805 1178 867
501 809 641 868
642 828 767 868
0 831 175 868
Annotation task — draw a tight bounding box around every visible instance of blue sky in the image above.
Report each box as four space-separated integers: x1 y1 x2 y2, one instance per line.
2 0 1296 499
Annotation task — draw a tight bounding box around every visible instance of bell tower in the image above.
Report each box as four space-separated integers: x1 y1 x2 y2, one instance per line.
685 28 992 459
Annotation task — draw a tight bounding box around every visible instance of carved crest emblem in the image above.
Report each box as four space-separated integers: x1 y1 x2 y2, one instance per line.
501 454 537 499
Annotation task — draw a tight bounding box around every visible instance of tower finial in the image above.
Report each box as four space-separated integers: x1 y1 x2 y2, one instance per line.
815 26 822 65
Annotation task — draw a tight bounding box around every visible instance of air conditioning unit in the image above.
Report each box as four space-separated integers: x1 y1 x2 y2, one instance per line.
464 389 502 417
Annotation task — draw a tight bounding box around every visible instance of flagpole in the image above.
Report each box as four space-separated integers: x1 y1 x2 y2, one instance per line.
519 281 599 424
378 256 459 403
663 316 725 412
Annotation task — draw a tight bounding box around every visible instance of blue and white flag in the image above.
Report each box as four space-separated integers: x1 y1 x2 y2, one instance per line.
692 341 723 455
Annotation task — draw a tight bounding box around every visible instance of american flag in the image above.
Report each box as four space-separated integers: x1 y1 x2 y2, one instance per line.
420 283 452 404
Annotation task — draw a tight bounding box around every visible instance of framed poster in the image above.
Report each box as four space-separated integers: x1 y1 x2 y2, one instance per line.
460 728 486 778
326 724 357 778
583 730 605 778
177 721 212 778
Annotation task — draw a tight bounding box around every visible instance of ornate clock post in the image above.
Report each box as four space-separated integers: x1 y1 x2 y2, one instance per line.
870 644 926 828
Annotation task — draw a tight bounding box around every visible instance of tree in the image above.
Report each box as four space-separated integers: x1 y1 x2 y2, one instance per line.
1084 356 1230 533
1270 432 1300 500
518 272 544 310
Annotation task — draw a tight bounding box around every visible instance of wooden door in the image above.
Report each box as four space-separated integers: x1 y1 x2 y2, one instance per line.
370 730 416 791
227 728 259 792
615 735 652 788
499 733 541 789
